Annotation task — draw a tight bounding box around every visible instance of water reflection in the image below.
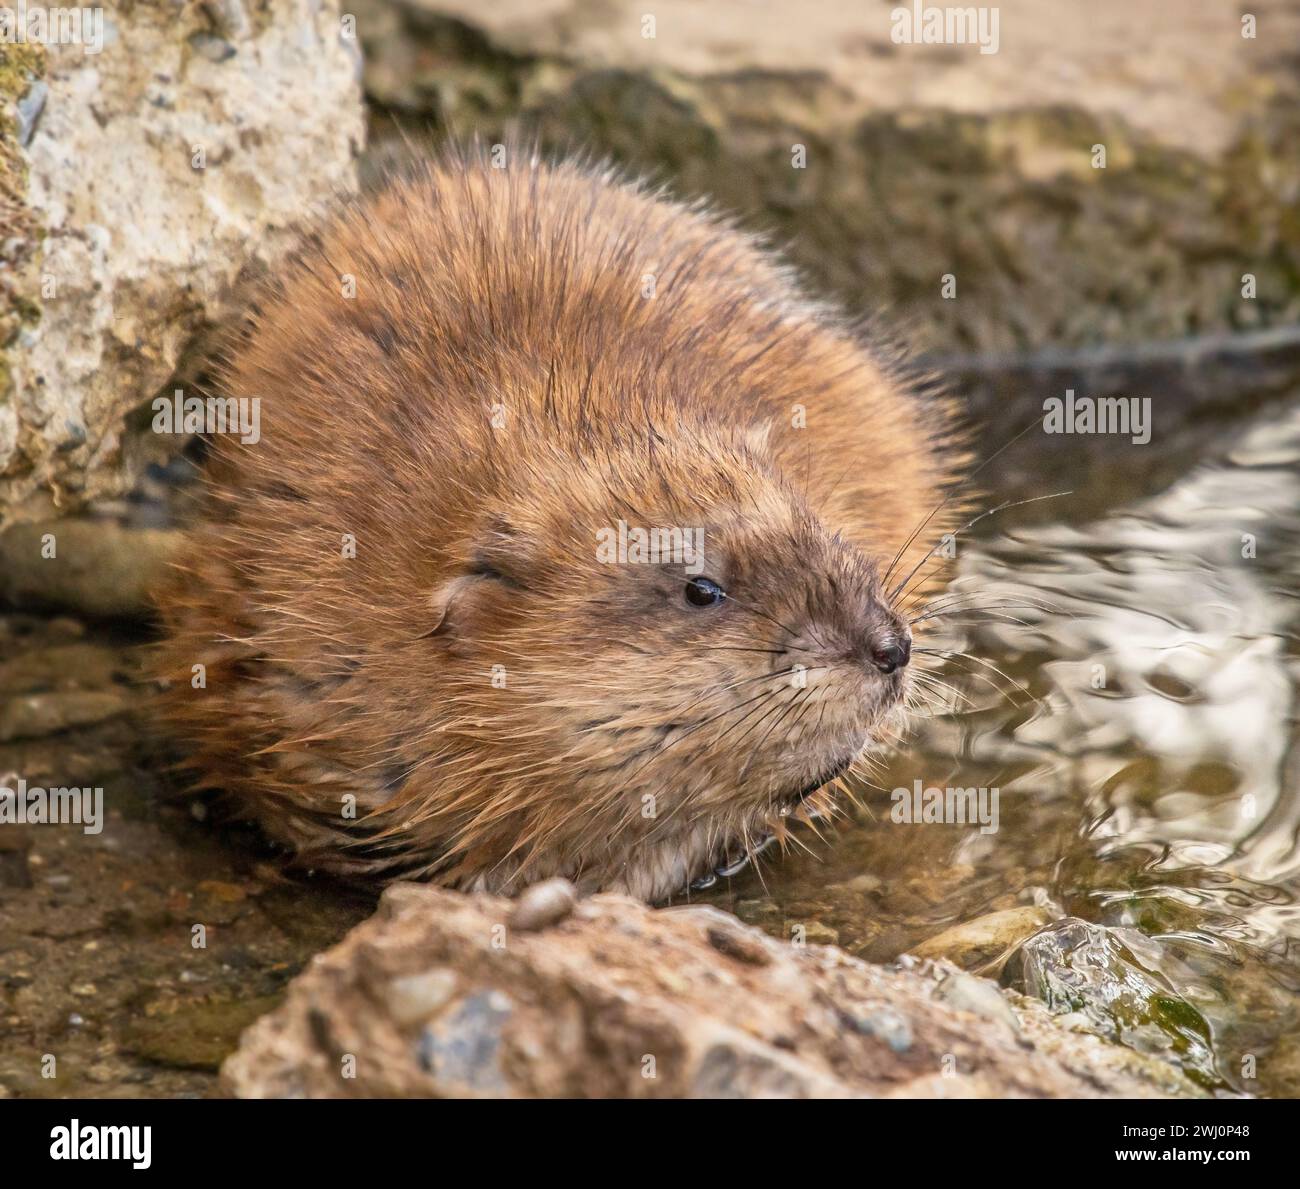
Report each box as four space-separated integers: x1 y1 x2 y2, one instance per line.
958 401 1298 867
699 397 1300 1095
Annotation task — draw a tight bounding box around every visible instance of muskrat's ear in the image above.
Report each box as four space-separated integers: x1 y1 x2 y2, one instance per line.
421 575 480 638
421 517 539 637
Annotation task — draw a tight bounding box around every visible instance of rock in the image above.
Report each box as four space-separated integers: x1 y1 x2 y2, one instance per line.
0 640 128 694
1 1 364 524
844 1007 914 1054
0 688 130 742
221 884 1203 1098
703 917 773 968
122 994 285 1072
794 921 839 947
908 906 1051 971
0 519 181 617
416 990 514 1094
196 880 247 904
839 873 883 894
508 877 577 932
353 0 1300 359
14 79 46 146
1011 917 1221 1088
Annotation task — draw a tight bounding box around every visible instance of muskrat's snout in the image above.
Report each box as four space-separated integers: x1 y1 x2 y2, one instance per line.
857 598 912 675
839 589 912 678
866 628 911 675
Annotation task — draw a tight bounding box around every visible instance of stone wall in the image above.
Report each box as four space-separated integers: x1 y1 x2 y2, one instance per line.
0 0 364 525
356 0 1300 355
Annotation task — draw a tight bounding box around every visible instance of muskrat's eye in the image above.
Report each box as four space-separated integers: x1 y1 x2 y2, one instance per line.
684 577 727 608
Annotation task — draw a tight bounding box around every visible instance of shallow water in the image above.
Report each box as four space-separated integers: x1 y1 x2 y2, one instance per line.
696 396 1300 1096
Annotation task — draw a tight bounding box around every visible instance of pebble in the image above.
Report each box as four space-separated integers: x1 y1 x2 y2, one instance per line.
1054 1011 1095 1033
16 80 47 146
197 880 247 903
909 906 1051 969
188 33 236 63
935 971 1020 1034
508 878 577 932
847 1007 914 1053
843 873 883 893
385 969 459 1027
417 991 513 1091
0 690 130 743
791 921 839 947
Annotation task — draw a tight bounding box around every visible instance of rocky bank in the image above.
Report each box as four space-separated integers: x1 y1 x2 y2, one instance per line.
221 881 1200 1099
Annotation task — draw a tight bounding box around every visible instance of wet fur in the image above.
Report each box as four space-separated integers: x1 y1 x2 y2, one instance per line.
153 146 966 902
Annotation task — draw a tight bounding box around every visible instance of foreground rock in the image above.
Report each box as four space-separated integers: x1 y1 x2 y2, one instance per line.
222 883 1200 1098
1 0 364 524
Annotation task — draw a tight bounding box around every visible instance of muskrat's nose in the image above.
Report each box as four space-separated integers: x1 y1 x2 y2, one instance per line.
869 634 911 674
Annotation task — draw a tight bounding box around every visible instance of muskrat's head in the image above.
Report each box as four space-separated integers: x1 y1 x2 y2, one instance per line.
397 417 917 901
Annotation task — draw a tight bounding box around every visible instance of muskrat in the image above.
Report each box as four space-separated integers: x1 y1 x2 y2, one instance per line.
154 146 964 902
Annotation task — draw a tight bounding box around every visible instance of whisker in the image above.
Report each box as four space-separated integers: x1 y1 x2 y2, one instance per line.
880 410 1050 590
915 648 1039 711
904 591 1060 622
889 490 1074 606
719 592 805 639
722 591 831 653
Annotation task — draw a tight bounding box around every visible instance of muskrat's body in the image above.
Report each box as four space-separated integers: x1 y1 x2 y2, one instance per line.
155 148 963 901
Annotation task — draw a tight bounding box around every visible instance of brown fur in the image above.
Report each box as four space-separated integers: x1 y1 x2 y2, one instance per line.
153 147 965 902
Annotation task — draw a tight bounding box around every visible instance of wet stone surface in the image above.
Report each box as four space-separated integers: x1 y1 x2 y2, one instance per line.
0 615 373 1098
